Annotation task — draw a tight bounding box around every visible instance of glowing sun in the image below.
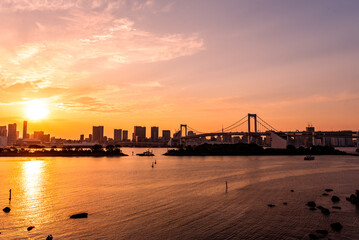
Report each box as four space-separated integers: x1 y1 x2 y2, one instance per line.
25 99 50 121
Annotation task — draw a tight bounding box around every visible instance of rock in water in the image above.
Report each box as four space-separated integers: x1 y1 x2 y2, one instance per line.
331 196 340 202
309 233 319 239
322 193 329 196
283 202 287 205
315 230 328 236
70 213 88 219
348 194 358 204
321 208 330 215
307 201 316 207
290 190 294 192
27 226 35 231
46 234 53 240
267 204 275 208
325 189 333 192
2 207 10 213
330 222 343 231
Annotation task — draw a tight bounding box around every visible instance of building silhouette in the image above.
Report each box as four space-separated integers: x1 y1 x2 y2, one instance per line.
7 123 17 146
122 130 128 141
162 130 171 141
114 129 122 143
0 126 6 137
23 121 27 139
151 126 159 141
93 126 104 143
0 126 7 147
134 126 146 142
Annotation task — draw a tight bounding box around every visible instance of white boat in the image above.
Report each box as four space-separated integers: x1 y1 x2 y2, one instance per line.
137 149 155 156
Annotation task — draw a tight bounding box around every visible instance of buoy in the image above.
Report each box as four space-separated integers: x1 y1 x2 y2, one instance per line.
225 181 228 193
155 159 157 164
9 189 11 201
152 162 154 168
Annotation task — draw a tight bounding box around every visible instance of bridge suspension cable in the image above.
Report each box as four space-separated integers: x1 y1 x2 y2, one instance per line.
257 115 278 132
222 115 248 131
187 126 206 134
257 120 271 131
184 114 278 136
223 119 248 132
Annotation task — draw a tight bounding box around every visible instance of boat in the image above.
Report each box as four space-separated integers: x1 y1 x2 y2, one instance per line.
137 149 155 156
304 155 315 160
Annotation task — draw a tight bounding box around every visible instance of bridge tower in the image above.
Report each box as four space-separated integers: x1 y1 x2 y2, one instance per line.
247 114 257 144
180 124 188 137
247 114 257 133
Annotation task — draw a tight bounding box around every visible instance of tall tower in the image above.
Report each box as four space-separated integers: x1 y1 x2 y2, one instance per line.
7 123 17 146
93 126 104 143
114 129 122 143
151 126 159 141
23 121 28 139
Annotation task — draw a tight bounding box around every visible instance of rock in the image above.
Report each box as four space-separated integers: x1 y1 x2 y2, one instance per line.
332 206 341 210
283 202 287 205
322 193 329 196
267 204 275 208
316 205 324 210
348 194 358 204
307 201 316 207
309 233 319 239
309 207 317 211
330 222 343 231
2 207 10 213
315 230 328 236
70 213 88 219
290 190 294 192
27 226 35 231
321 208 330 215
325 189 333 192
331 196 340 203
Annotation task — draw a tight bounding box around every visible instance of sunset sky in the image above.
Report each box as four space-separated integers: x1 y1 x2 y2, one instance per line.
1 0 359 138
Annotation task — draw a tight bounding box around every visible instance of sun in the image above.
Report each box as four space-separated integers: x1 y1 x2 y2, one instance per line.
25 99 50 121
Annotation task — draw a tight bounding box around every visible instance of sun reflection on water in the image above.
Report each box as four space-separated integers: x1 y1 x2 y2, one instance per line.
23 160 43 191
21 160 48 226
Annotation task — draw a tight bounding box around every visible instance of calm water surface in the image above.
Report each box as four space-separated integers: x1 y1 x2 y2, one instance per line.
0 148 359 239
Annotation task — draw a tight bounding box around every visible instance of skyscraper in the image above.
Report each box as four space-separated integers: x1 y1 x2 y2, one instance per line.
151 126 159 141
7 123 17 146
23 121 27 139
134 126 146 142
162 130 171 141
0 126 7 147
122 130 128 141
114 129 122 143
0 126 6 137
93 126 104 143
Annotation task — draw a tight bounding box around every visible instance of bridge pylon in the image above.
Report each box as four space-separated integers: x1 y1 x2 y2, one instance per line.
248 113 257 133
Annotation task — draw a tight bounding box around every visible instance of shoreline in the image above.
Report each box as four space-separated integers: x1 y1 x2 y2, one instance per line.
164 143 356 157
0 152 128 157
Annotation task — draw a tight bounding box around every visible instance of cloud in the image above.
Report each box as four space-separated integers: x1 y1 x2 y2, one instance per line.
0 0 125 12
0 1 204 88
0 0 204 116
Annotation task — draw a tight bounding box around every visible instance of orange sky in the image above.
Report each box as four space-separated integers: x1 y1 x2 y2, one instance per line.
0 0 359 139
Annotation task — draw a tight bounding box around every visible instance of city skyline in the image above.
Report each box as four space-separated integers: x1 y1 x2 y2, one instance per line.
1 1 359 139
